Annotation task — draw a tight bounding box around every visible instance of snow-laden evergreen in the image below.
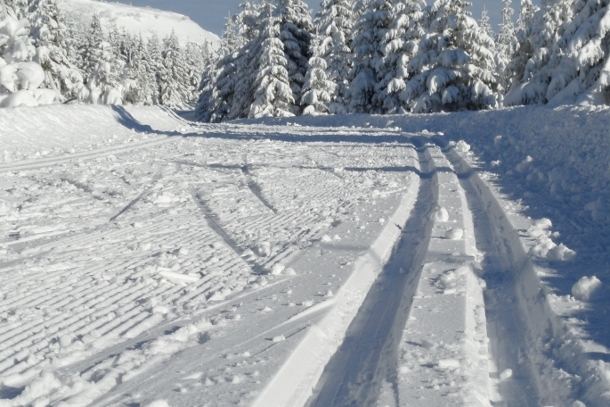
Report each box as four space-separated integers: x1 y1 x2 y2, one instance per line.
504 0 577 105
403 0 497 112
536 0 610 106
30 0 83 100
301 43 333 115
0 1 55 107
159 31 190 107
349 0 394 113
495 0 516 95
375 0 426 113
302 0 354 114
249 5 295 118
276 0 314 114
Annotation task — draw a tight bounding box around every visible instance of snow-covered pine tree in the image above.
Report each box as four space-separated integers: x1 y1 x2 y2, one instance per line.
496 0 516 95
79 13 104 79
235 1 263 48
143 32 163 105
197 19 244 121
503 0 577 105
403 0 497 112
349 0 393 113
374 0 426 113
249 2 294 118
302 0 354 114
184 41 209 102
276 0 314 114
503 0 538 97
0 0 55 107
301 38 333 114
159 30 189 107
538 0 610 105
29 0 83 100
478 8 493 38
122 33 145 104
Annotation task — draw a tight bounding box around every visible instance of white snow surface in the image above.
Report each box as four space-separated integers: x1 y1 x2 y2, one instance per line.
1 105 610 407
58 0 219 47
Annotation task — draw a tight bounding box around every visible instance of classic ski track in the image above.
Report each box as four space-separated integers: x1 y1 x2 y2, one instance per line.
432 146 540 407
442 144 610 407
306 145 438 407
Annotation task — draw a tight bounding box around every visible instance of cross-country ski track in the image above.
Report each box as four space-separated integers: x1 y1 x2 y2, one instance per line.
0 106 609 407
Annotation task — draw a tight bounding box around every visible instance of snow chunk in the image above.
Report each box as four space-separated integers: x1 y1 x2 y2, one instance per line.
444 228 464 240
435 207 450 222
455 140 471 153
437 359 460 369
572 276 602 301
145 401 170 407
272 335 285 342
499 369 513 381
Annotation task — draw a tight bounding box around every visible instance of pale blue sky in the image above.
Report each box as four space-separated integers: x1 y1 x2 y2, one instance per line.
112 0 507 36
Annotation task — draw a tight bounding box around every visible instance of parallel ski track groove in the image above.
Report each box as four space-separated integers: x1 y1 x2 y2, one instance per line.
307 145 438 407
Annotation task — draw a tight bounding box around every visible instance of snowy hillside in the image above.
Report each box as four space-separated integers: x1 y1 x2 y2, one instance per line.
1 105 610 407
58 0 219 46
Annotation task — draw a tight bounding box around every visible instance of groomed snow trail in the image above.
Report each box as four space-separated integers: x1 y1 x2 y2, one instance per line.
305 141 438 407
1 107 608 407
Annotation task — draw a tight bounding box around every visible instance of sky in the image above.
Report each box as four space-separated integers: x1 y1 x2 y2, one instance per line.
112 0 506 37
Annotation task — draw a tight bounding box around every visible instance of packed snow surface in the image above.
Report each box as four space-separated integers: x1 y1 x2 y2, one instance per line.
58 0 220 47
1 105 610 407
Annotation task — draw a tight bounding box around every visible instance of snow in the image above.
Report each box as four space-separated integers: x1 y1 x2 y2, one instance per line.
1 104 610 407
58 0 219 47
572 276 603 301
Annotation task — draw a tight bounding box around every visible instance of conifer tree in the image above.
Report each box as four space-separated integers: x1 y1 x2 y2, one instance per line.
159 30 189 107
276 0 314 114
504 0 576 105
496 0 516 94
349 0 393 113
403 0 497 112
248 3 294 118
303 0 354 113
375 0 426 113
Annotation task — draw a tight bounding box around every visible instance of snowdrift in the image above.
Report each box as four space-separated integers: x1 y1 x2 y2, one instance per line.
0 104 186 163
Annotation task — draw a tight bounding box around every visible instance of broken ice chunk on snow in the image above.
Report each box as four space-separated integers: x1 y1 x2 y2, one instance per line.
434 207 450 222
272 335 285 342
444 228 464 240
145 400 170 407
548 243 576 261
572 276 602 301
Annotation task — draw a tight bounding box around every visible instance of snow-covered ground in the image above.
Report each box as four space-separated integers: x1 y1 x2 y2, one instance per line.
59 0 220 46
1 105 609 407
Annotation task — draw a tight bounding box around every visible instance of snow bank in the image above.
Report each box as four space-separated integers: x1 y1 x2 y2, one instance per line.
0 104 185 163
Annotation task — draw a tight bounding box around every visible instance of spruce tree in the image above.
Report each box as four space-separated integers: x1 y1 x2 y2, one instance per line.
403 0 497 112
249 4 294 118
276 0 314 114
503 0 576 105
159 31 189 107
349 0 393 113
375 0 426 113
303 0 354 114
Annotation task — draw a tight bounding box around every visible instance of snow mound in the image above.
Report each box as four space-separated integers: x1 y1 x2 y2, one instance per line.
572 276 602 301
58 0 219 47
